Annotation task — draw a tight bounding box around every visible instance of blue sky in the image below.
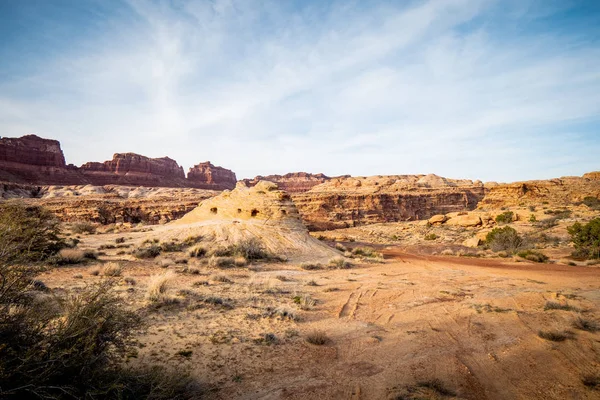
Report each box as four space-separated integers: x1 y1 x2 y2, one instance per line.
0 0 599 181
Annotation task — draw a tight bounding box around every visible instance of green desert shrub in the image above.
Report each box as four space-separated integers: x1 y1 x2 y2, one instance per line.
517 250 549 263
424 233 438 241
133 244 161 259
71 221 97 234
495 211 514 224
568 218 600 259
582 196 600 210
0 203 65 264
486 226 523 253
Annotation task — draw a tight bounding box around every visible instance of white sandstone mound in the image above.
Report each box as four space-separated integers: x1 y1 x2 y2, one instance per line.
162 181 339 260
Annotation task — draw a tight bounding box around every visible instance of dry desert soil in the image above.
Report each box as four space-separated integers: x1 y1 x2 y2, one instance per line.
39 229 600 400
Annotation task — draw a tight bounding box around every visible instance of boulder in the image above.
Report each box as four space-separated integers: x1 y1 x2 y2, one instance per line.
463 237 481 248
428 214 447 224
445 214 482 227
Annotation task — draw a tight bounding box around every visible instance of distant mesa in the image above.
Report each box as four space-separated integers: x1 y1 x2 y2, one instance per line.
0 134 236 189
242 172 344 193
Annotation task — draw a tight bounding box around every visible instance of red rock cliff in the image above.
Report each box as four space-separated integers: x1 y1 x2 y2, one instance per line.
242 172 333 193
187 162 237 190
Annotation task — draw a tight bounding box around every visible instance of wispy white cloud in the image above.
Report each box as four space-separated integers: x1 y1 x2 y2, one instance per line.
0 0 598 181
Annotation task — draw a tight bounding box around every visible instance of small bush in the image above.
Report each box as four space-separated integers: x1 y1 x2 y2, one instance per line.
573 316 599 332
209 256 235 268
115 237 126 244
328 256 353 269
54 249 86 265
538 330 572 342
583 197 600 210
294 294 316 310
351 247 381 258
300 262 323 270
189 246 207 258
146 271 176 303
209 274 232 283
486 226 523 253
334 243 348 252
517 250 549 263
71 221 97 234
103 262 123 277
133 245 161 259
568 218 600 260
440 249 454 256
231 238 271 260
495 211 514 224
424 233 438 241
529 214 537 223
305 331 329 345
582 374 600 389
544 301 577 311
160 241 185 253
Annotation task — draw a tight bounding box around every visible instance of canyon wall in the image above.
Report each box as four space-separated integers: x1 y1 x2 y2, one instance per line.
243 172 334 193
290 174 486 230
0 134 236 189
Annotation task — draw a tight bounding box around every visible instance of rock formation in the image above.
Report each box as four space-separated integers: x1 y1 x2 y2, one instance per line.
290 175 486 230
479 173 600 208
187 162 237 190
168 181 339 260
242 172 333 193
0 134 236 189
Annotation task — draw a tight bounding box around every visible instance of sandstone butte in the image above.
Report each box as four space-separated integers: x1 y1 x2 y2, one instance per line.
0 134 236 189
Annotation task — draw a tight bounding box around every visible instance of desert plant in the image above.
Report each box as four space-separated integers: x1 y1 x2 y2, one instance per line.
160 240 185 253
538 329 572 342
334 243 348 252
71 221 97 234
495 211 514 224
133 244 161 259
231 238 271 260
529 214 537 223
146 271 176 302
517 250 549 263
234 256 247 267
583 196 600 210
424 233 438 241
209 274 232 283
568 218 600 259
328 256 353 269
115 237 126 244
351 247 382 258
103 262 123 277
300 262 323 270
486 226 523 253
209 256 235 268
189 246 207 258
53 248 87 265
582 374 600 389
573 316 599 332
544 301 578 311
305 331 329 345
0 278 190 399
0 203 64 264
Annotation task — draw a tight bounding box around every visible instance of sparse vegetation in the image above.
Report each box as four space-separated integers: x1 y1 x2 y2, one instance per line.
305 331 329 345
573 316 599 332
495 211 514 224
71 221 97 234
544 301 577 311
538 329 572 342
486 226 523 253
133 244 161 259
300 262 323 270
328 256 353 269
424 233 438 241
146 271 176 303
209 256 235 268
189 246 207 258
582 196 600 210
103 262 123 277
517 250 549 263
582 374 600 389
568 218 600 259
351 247 382 258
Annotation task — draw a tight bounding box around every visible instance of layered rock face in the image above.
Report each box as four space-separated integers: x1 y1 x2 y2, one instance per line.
290 174 486 230
187 162 237 190
479 173 600 208
0 134 236 189
242 172 333 193
80 153 187 186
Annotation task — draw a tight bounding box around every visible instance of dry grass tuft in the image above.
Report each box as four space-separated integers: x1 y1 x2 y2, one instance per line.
234 256 247 267
209 274 232 283
305 330 329 345
102 262 123 277
544 301 578 312
328 256 353 269
146 271 176 303
573 315 599 332
300 262 322 270
538 329 573 342
209 256 235 268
